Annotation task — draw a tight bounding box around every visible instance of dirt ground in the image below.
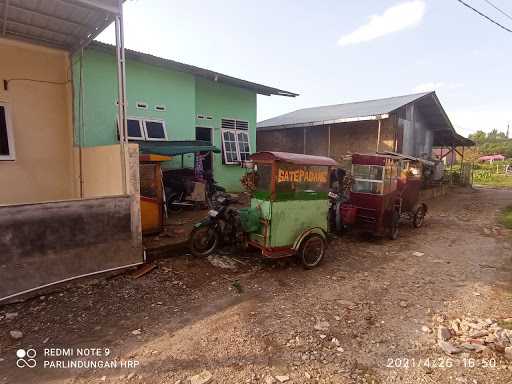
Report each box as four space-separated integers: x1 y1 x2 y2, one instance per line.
1 187 512 384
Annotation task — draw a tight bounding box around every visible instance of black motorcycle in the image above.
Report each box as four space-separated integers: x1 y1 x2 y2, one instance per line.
189 194 244 256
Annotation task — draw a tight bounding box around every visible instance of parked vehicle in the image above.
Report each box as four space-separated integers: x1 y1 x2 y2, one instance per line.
338 152 429 239
189 151 338 268
189 194 244 256
247 151 338 268
164 169 226 210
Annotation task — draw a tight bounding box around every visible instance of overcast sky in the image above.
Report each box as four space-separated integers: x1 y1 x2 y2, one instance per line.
97 0 512 137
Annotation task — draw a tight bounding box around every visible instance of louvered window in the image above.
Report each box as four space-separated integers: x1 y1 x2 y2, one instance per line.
221 118 251 164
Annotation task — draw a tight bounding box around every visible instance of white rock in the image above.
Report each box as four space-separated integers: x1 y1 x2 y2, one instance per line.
100 376 106 382
331 337 340 346
131 329 142 335
319 334 327 339
264 376 276 384
438 340 462 355
421 325 431 333
5 312 18 320
314 321 330 331
412 252 424 257
336 347 345 352
9 330 23 340
399 301 408 308
275 375 290 383
189 370 213 384
334 316 341 321
304 372 311 379
126 372 135 380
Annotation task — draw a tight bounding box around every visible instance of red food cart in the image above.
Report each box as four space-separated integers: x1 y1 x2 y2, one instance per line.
338 152 429 239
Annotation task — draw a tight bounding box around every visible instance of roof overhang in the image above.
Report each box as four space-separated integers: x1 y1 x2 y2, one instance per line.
412 92 474 147
0 0 121 53
257 113 389 131
138 140 221 157
89 41 299 97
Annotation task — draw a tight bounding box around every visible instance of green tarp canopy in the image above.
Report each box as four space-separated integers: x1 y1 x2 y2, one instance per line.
138 140 220 156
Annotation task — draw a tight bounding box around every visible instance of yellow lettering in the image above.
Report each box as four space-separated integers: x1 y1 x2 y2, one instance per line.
278 169 284 183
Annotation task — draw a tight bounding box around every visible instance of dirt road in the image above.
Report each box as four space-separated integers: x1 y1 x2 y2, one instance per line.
1 187 512 384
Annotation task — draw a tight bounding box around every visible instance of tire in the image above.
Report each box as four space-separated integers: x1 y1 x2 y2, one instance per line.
299 234 326 269
189 225 219 256
413 204 426 228
388 210 400 240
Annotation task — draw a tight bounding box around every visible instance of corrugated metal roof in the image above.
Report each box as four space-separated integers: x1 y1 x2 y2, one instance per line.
0 0 120 52
257 92 431 129
250 151 338 166
89 41 299 97
257 91 474 147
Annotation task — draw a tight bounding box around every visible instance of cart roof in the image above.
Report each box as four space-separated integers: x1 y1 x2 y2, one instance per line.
250 151 338 166
352 152 434 166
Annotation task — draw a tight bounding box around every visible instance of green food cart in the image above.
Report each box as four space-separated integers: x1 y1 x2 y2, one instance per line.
248 151 338 268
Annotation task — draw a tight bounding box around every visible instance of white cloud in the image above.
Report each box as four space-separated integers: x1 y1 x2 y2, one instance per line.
338 1 426 46
450 105 512 136
413 82 464 93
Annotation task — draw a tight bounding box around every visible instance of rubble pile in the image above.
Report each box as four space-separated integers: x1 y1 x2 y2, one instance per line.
434 317 512 360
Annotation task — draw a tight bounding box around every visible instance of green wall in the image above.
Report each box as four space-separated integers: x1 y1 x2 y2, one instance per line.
73 48 258 192
195 77 257 191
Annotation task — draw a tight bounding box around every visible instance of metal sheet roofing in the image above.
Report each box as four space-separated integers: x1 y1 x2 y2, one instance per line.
258 91 474 147
138 140 220 156
250 151 338 166
257 92 431 130
0 0 120 52
90 41 298 97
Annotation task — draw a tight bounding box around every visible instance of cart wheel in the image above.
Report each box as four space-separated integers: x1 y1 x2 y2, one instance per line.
189 226 219 256
299 234 326 269
388 210 400 240
413 204 426 228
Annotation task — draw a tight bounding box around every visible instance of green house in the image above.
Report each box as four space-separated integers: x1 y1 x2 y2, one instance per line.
73 42 296 192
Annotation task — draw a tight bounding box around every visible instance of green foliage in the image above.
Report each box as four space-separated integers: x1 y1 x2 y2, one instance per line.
500 206 512 229
468 129 512 158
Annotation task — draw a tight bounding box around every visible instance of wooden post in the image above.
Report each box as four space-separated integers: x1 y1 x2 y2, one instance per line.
328 125 331 157
450 145 454 185
303 127 306 154
376 119 381 152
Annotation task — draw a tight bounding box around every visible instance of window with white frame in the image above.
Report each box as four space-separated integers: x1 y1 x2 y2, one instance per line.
127 118 144 140
144 119 167 140
0 103 15 160
221 118 251 164
122 118 167 141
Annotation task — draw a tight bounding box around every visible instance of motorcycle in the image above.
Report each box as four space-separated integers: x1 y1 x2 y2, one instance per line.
189 194 245 256
164 170 226 211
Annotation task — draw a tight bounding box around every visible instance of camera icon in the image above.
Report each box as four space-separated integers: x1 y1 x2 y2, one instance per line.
16 349 37 368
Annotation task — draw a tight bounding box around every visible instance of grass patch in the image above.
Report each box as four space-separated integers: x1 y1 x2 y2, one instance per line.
500 206 512 229
498 318 512 330
473 171 512 188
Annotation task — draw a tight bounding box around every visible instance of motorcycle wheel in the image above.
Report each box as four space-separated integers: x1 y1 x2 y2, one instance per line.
388 210 400 240
299 234 326 269
189 226 219 256
412 204 426 228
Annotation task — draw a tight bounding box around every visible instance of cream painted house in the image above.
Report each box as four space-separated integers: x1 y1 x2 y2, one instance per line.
0 38 76 203
0 0 143 302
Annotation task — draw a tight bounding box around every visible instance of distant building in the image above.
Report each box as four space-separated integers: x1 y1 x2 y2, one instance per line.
478 154 506 163
257 91 473 161
432 148 457 165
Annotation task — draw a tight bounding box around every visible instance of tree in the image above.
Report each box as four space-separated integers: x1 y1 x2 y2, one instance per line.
468 130 487 144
